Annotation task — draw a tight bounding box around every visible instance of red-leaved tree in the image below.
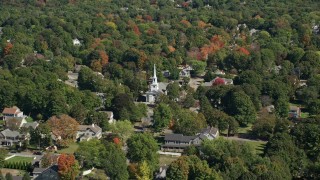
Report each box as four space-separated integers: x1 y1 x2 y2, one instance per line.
58 154 79 180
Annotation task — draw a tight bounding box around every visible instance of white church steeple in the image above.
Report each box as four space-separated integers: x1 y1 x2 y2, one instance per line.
150 64 159 91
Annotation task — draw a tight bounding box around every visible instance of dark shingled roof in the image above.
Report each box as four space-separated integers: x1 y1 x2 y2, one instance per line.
164 134 195 143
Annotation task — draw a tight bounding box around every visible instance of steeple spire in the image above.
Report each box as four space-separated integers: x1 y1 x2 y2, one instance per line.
150 64 159 91
153 64 157 84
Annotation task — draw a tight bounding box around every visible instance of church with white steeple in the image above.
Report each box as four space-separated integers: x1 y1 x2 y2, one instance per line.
145 64 168 103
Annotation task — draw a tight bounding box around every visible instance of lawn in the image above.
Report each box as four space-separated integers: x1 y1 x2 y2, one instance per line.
245 141 267 155
6 156 34 163
57 142 79 154
25 116 34 122
221 124 253 136
237 124 253 134
159 155 179 166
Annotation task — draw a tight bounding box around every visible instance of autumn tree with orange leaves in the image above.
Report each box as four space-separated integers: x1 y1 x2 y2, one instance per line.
58 154 80 180
47 114 79 147
3 43 13 55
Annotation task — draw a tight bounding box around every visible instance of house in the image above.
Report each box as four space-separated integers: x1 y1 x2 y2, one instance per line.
289 106 301 119
178 65 193 78
21 122 39 130
0 129 26 146
161 127 219 152
202 77 233 87
33 165 59 180
72 38 81 46
12 176 23 180
162 70 170 78
38 154 60 168
266 105 275 113
106 111 114 124
76 124 102 142
156 166 168 179
213 69 226 75
2 106 24 121
5 117 27 129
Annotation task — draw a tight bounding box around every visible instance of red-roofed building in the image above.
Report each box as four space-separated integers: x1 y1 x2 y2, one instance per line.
2 106 24 121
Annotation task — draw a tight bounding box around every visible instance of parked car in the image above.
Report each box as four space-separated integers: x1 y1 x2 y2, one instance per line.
33 151 42 155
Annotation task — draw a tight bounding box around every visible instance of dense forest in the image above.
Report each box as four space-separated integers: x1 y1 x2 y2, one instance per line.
0 0 320 179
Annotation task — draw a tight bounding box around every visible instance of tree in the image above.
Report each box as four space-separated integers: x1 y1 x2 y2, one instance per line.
167 156 189 180
102 142 129 180
47 114 79 147
22 172 31 180
265 133 307 178
290 120 320 160
30 123 52 149
5 173 12 180
251 115 276 140
166 82 180 101
127 133 159 173
153 103 172 131
75 139 106 169
226 91 256 126
5 118 20 131
0 149 8 168
183 93 196 108
41 153 56 168
274 97 289 118
173 109 207 136
135 161 151 180
190 60 206 76
109 120 134 142
58 154 80 180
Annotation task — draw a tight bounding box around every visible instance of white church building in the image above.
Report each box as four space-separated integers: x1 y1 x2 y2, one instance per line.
145 65 168 103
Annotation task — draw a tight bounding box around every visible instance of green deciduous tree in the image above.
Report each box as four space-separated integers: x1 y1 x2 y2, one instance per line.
75 139 106 169
127 133 159 173
102 142 129 180
226 91 256 126
153 103 172 131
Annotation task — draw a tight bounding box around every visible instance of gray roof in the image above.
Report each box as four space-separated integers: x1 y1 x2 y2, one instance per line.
34 165 59 180
22 122 39 129
78 124 102 134
164 134 195 143
12 176 23 180
199 127 218 135
1 129 20 138
290 106 300 111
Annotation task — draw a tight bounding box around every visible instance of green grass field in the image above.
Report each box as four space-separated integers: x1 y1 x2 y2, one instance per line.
57 142 79 154
246 141 267 155
6 156 34 163
159 155 179 166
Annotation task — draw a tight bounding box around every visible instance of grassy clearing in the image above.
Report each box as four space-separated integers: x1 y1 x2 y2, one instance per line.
57 142 79 154
237 124 253 134
6 156 33 163
246 141 267 155
159 155 179 166
25 116 34 122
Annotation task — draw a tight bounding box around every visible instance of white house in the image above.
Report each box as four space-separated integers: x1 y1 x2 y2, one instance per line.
2 106 24 121
76 124 102 142
72 38 81 46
